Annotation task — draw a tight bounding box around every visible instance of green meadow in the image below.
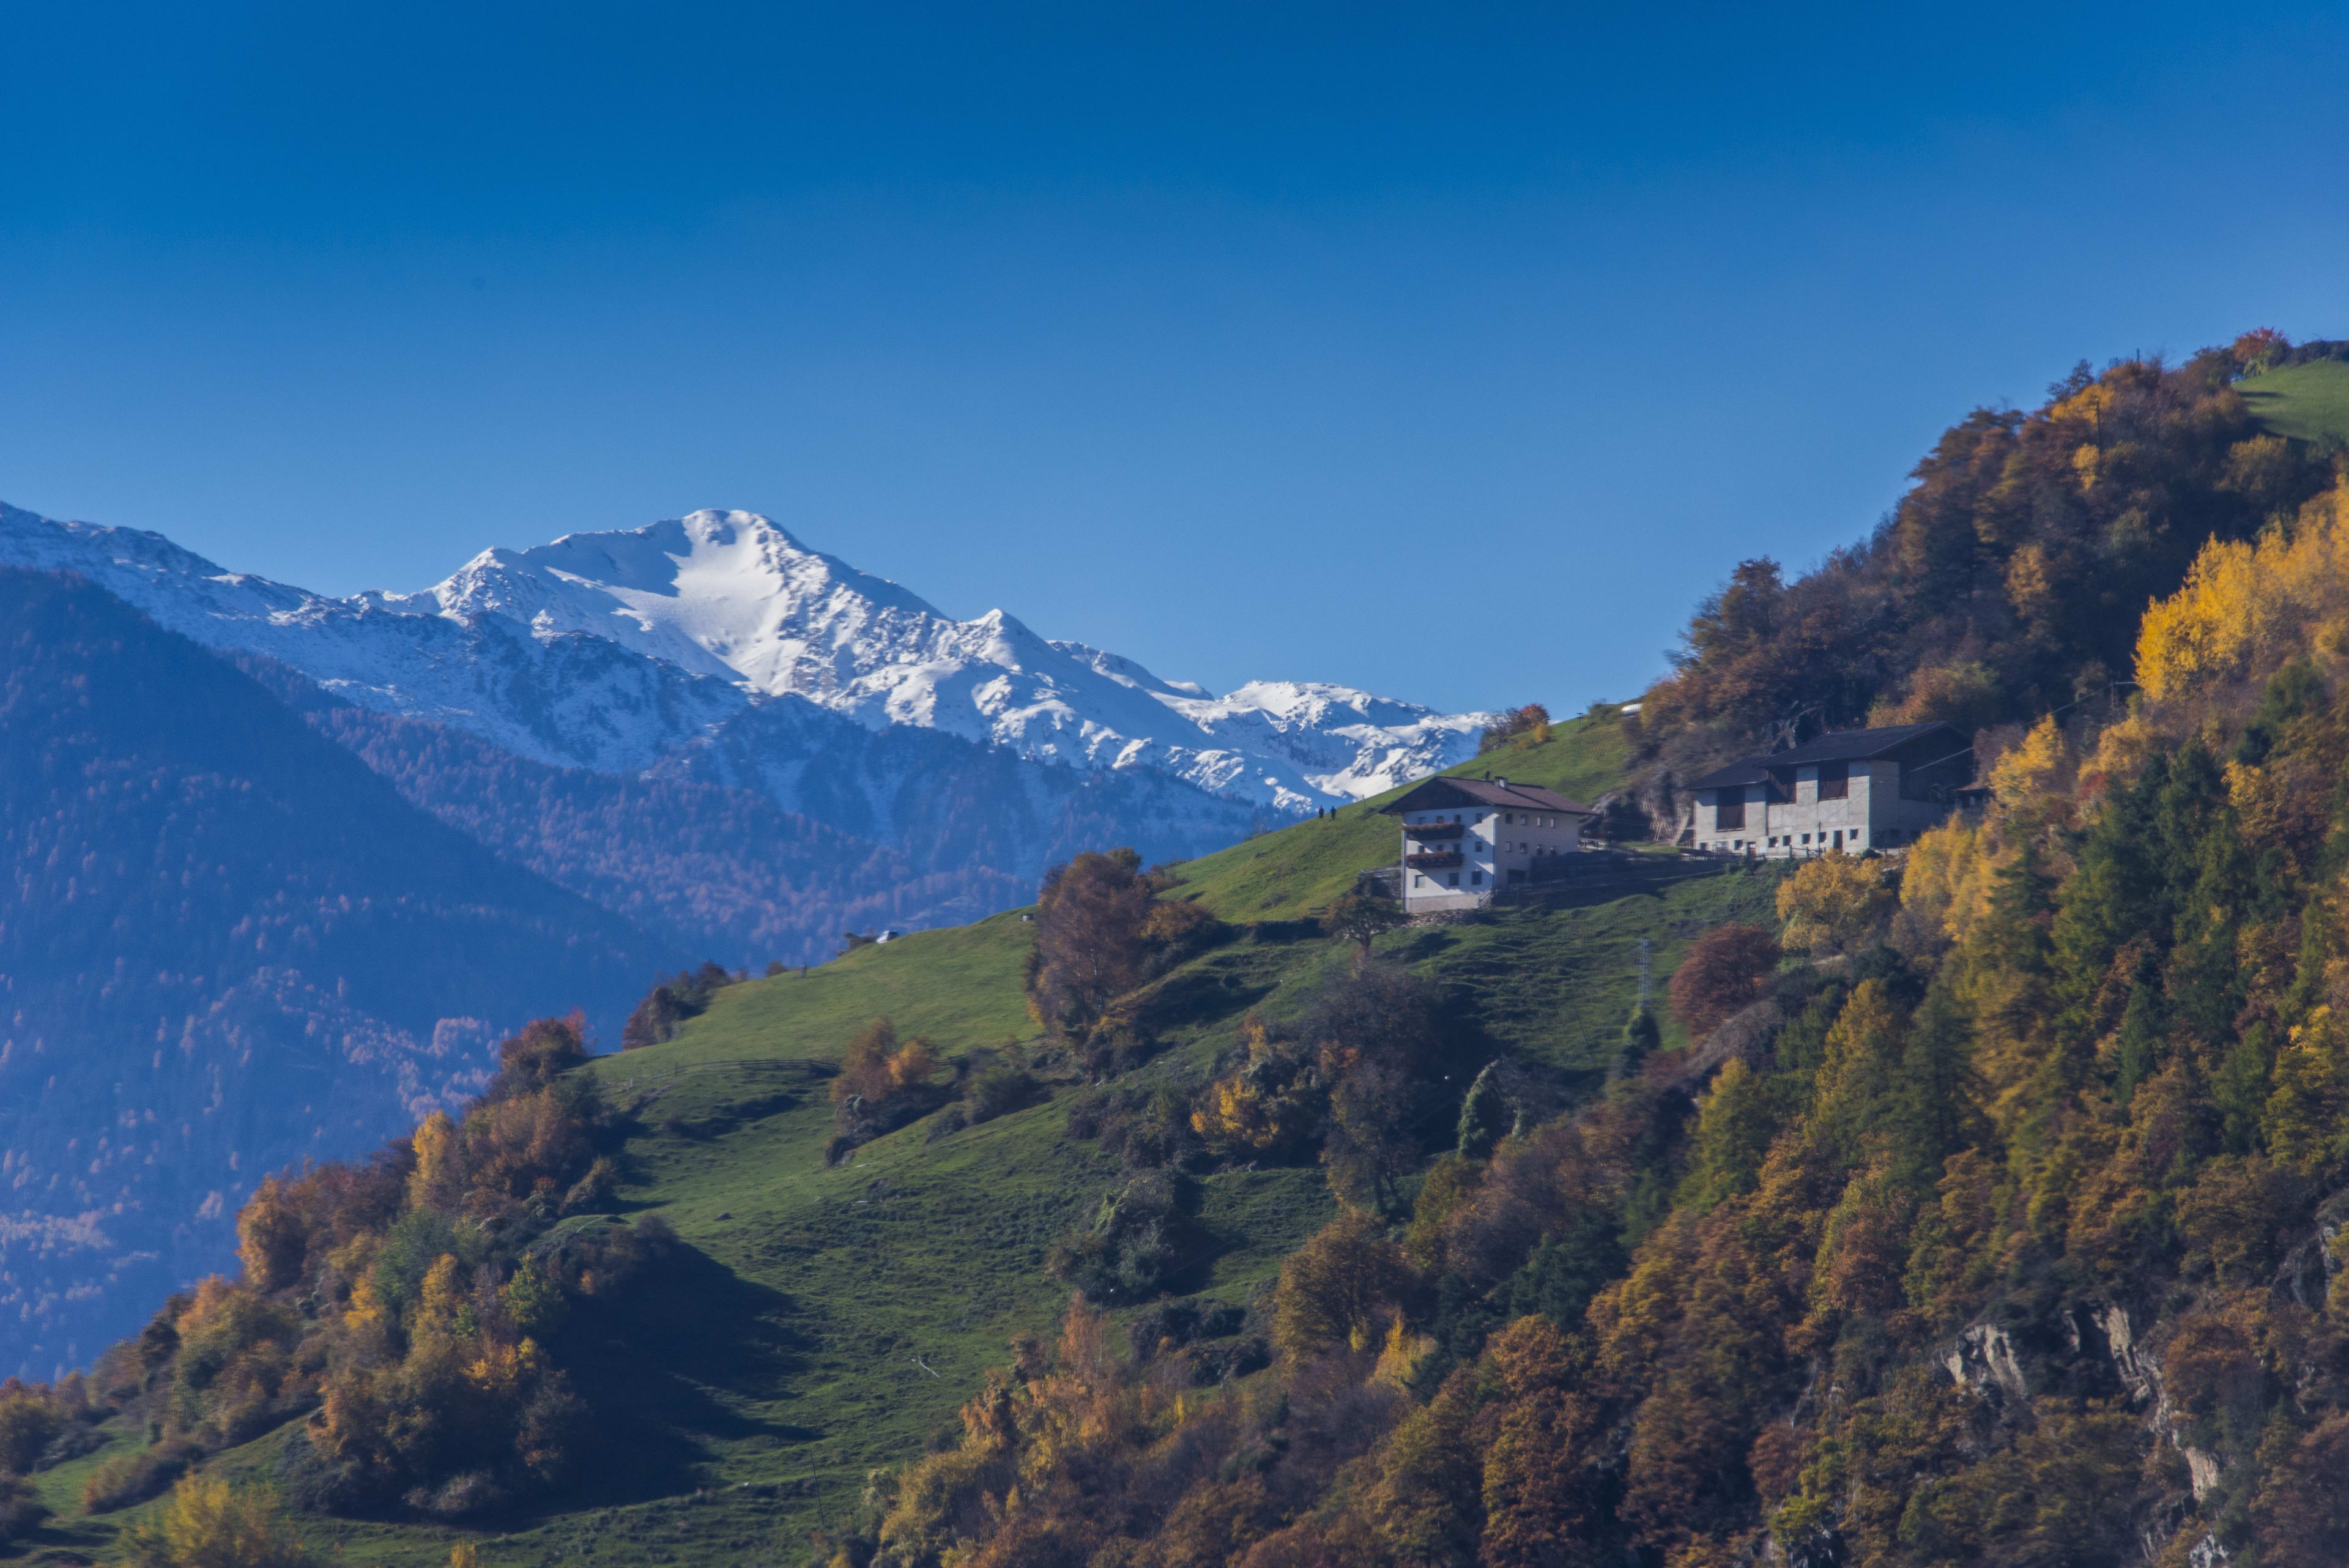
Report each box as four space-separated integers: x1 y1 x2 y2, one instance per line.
2240 356 2349 446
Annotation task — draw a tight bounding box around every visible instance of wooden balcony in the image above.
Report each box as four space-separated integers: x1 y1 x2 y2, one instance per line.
1405 850 1463 870
1403 821 1463 841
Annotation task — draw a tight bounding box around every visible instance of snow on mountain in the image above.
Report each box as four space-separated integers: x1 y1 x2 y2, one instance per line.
0 503 1491 812
0 503 747 771
370 508 1490 809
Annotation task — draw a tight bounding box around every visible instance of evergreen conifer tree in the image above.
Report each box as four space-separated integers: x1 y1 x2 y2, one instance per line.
1456 1063 1513 1160
1619 1003 1660 1078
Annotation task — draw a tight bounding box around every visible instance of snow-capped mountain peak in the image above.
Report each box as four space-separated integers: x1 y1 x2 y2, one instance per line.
360 508 945 696
0 502 1493 811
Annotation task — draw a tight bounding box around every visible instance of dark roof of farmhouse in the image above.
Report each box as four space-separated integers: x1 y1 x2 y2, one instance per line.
1381 776 1595 816
1683 722 1970 792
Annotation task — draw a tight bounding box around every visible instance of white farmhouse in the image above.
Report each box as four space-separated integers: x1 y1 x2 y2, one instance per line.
1685 722 1972 858
1381 776 1597 914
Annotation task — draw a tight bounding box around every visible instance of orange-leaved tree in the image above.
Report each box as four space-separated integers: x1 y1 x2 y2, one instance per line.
1666 923 1781 1039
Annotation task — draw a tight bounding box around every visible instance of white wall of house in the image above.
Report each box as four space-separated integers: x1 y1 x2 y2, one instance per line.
1693 759 1953 856
1401 807 1488 912
1400 801 1585 912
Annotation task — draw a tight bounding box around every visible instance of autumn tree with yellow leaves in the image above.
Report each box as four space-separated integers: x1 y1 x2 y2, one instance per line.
1775 850 1897 956
124 1475 316 1568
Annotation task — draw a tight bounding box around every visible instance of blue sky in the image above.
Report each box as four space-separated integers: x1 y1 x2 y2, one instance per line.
6 3 2347 715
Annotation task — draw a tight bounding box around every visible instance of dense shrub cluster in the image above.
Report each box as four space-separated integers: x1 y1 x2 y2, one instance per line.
1066 1082 1208 1171
620 960 740 1050
825 1019 951 1163
73 1013 669 1525
1478 702 1551 753
123 1474 318 1567
1060 962 1454 1227
0 1375 106 1546
1046 1171 1201 1304
962 1065 1044 1124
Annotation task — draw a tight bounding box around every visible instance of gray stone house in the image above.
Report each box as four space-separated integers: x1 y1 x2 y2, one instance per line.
1685 722 1973 857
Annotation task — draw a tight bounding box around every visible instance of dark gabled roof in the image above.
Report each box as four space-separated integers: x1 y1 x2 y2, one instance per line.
1769 721 1965 765
1381 776 1595 817
1684 722 1970 792
1685 758 1770 791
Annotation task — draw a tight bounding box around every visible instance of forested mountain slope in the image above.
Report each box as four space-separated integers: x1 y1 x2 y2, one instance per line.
662 695 1276 883
230 653 1033 969
0 569 678 1380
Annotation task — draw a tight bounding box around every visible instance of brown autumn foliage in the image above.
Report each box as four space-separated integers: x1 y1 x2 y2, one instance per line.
1666 923 1781 1039
1026 849 1160 1036
1479 703 1552 753
833 1017 944 1107
823 1016 950 1162
1023 848 1228 1075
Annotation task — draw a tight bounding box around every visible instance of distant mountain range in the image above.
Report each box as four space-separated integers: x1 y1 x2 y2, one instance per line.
0 503 1488 819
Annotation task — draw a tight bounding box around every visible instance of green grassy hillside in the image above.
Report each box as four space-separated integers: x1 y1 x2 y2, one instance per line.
2240 357 2349 445
34 712 1790 1567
